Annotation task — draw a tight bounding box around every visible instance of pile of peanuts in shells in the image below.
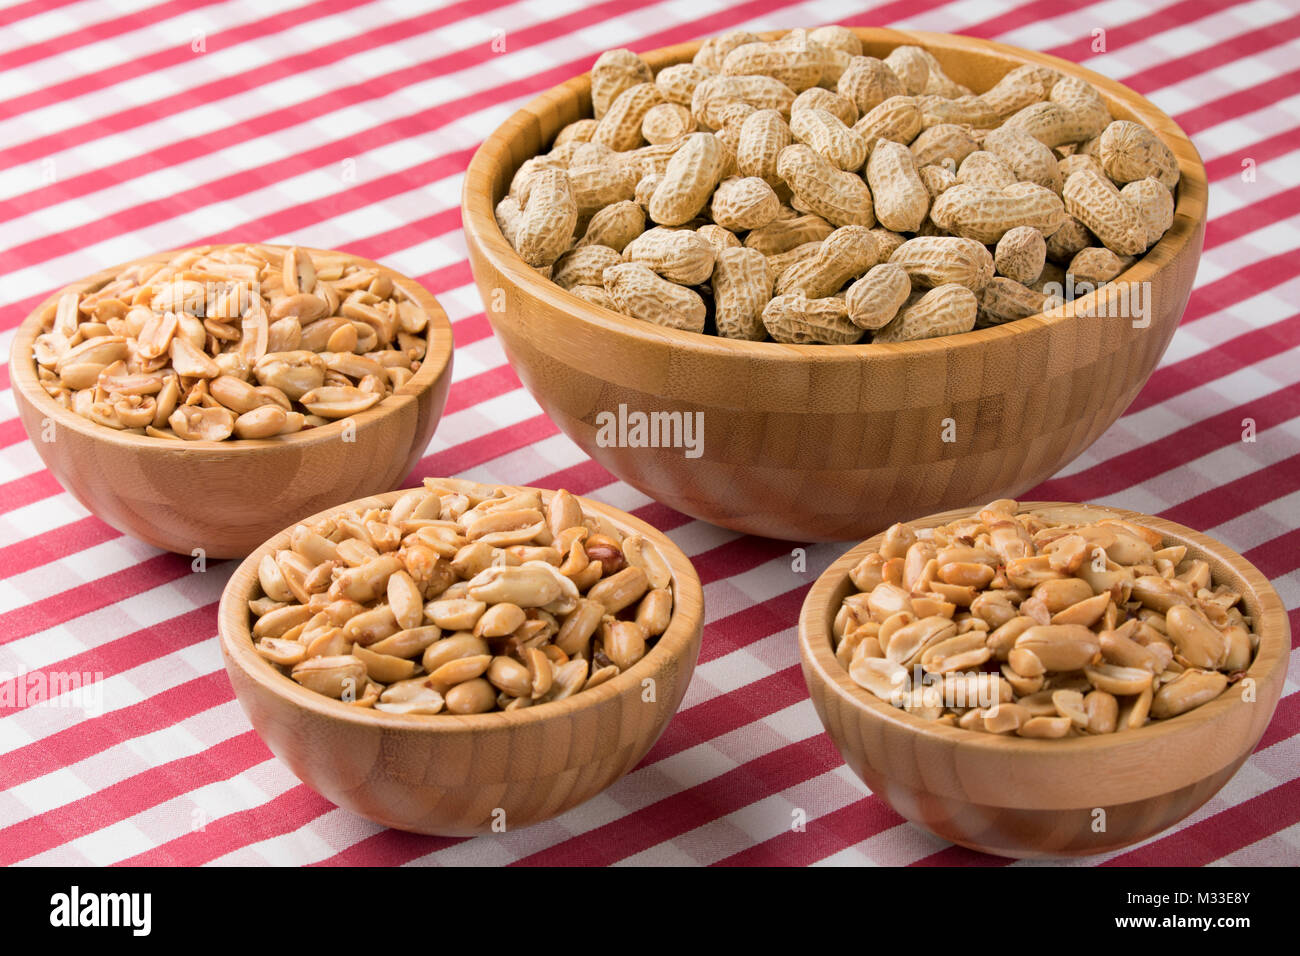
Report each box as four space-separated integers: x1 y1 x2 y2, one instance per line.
31 244 429 440
496 27 1180 344
833 501 1256 738
248 479 675 715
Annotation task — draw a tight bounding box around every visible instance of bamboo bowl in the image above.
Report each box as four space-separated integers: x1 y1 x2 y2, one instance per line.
219 486 704 836
462 29 1207 542
10 244 454 559
798 502 1289 859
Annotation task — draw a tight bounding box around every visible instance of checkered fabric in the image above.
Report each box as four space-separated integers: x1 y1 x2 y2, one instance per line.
0 0 1296 866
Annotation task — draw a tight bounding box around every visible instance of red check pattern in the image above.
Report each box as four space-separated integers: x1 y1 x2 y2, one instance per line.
0 0 1296 866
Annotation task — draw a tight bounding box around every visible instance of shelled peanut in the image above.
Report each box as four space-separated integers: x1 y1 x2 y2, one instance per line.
31 244 428 440
248 479 675 715
497 28 1180 344
832 502 1255 738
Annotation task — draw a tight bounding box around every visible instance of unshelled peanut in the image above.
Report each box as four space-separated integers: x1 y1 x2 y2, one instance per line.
493 27 1180 345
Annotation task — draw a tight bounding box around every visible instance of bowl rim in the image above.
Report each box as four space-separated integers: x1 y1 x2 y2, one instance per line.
8 242 455 452
461 27 1208 362
218 484 705 733
798 500 1290 756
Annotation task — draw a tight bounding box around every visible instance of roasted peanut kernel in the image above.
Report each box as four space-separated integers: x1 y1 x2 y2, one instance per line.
421 634 490 674
1017 715 1072 739
427 654 493 693
444 677 498 714
982 701 1029 734
368 625 441 660
1150 669 1228 719
919 632 990 674
36 246 424 440
353 644 418 684
540 659 590 702
834 504 1256 737
850 655 908 702
474 602 526 639
1084 663 1153 696
1165 604 1227 670
880 522 916 559
465 563 564 608
252 603 313 639
602 620 648 671
425 598 488 631
486 655 533 698
547 489 585 538
584 534 626 575
375 680 445 715
341 605 398 646
622 534 672 590
587 566 649 613
256 637 307 667
885 616 956 669
291 655 366 699
555 598 605 657
248 485 676 714
635 588 673 637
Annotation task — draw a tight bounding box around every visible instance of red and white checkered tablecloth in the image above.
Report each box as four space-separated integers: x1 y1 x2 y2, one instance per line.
0 0 1296 867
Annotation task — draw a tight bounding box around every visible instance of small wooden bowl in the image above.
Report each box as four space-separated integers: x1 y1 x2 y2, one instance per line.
10 244 454 559
218 486 704 836
798 502 1289 859
462 29 1208 542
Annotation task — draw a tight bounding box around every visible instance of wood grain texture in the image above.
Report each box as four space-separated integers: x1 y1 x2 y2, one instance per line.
462 29 1207 542
10 244 454 559
797 502 1289 859
218 486 704 836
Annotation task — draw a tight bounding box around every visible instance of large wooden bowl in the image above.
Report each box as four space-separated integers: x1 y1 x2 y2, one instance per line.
219 486 704 836
798 502 1289 859
10 244 454 559
462 29 1207 542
